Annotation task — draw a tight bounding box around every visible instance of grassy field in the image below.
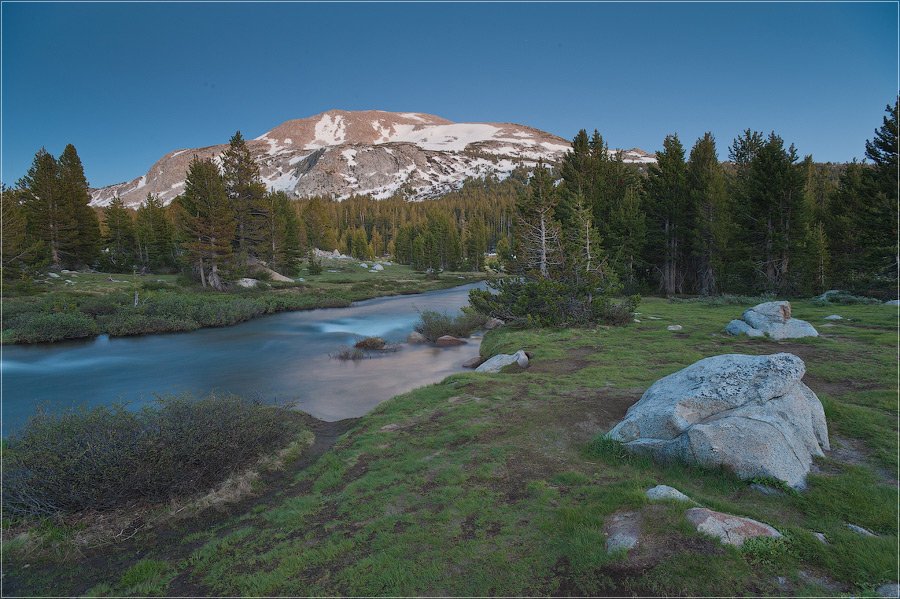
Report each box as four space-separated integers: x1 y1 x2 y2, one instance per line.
3 297 897 596
0 260 487 344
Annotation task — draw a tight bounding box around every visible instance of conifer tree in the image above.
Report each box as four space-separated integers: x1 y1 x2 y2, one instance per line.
1 187 43 275
58 144 101 266
859 98 899 282
102 197 137 271
18 149 62 267
135 194 175 271
687 133 730 296
608 186 647 292
515 163 563 278
645 134 688 295
176 157 235 289
221 131 268 265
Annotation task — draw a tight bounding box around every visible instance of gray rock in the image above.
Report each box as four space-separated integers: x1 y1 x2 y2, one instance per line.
475 350 529 373
607 353 830 488
462 356 484 369
885 300 900 307
876 582 900 597
47 272 61 279
407 331 427 344
235 278 259 288
380 423 400 432
371 263 384 272
484 317 505 330
846 523 876 537
813 532 828 544
646 485 691 502
685 507 781 546
725 319 765 337
604 511 641 553
667 325 683 332
359 263 368 269
740 301 819 340
823 314 843 320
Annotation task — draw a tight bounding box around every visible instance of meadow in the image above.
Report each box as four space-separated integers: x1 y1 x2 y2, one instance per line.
4 297 896 596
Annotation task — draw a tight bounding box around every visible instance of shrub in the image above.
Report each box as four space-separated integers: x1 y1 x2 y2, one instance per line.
3 394 300 518
812 290 882 306
307 250 323 275
104 313 199 336
330 346 368 360
414 309 488 341
354 336 386 350
469 278 638 328
10 312 99 343
141 280 176 291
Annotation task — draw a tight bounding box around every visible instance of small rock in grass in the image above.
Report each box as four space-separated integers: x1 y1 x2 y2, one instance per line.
407 331 427 344
685 507 781 546
647 316 661 320
462 356 485 369
813 532 827 544
48 272 61 279
484 317 505 330
824 314 843 320
604 510 641 553
380 423 400 432
846 523 876 537
236 278 259 288
435 335 466 347
359 263 368 268
371 263 384 272
885 299 900 306
646 485 691 502
633 319 642 323
750 483 785 496
667 324 683 331
876 582 900 597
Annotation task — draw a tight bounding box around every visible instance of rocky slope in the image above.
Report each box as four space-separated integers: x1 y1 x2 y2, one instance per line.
90 110 655 207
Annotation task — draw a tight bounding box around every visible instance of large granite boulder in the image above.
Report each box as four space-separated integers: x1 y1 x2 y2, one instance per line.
475 350 529 373
607 353 829 488
726 301 818 340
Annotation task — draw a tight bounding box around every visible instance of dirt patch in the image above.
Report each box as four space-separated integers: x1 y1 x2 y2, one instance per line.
528 345 597 375
815 435 899 487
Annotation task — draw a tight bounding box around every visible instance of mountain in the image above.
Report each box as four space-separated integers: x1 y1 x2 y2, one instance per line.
89 110 655 207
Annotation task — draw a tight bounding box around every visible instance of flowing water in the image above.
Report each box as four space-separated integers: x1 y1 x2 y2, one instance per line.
2 283 486 435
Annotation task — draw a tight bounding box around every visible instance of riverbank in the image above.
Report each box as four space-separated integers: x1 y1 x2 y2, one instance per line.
1 261 490 344
4 297 896 595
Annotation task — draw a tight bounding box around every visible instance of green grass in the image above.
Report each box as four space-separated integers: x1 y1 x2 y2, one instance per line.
1 262 487 344
3 297 897 596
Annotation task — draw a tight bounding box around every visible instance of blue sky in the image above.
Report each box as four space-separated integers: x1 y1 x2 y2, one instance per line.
2 2 897 187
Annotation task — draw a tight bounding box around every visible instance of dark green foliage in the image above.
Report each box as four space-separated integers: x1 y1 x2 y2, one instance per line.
135 194 177 271
306 248 323 275
8 311 99 343
3 394 298 517
645 134 689 295
222 131 269 265
414 309 488 341
100 197 137 272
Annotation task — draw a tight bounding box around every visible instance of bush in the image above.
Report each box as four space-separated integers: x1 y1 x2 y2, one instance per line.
330 346 368 361
104 313 199 336
414 309 488 341
3 394 300 518
354 336 386 350
10 311 99 343
141 280 176 291
812 290 882 306
469 278 638 328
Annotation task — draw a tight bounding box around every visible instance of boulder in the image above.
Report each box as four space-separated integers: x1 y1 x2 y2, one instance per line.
876 583 900 598
725 319 765 338
359 263 368 268
484 317 505 330
462 356 485 369
823 314 843 320
604 511 641 553
846 523 876 537
685 507 781 546
646 485 691 502
236 278 259 288
727 301 818 339
435 335 466 347
886 299 900 307
667 325 683 332
607 353 830 488
371 263 384 272
475 350 529 373
355 337 386 350
407 331 427 344
48 272 61 279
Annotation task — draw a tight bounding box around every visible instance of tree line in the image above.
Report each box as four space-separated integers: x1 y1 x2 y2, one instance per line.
5 99 896 297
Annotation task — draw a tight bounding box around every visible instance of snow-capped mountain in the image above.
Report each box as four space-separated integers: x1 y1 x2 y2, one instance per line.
90 110 655 207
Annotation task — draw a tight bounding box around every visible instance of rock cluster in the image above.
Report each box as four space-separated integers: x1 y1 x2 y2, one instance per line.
607 352 829 488
725 301 818 340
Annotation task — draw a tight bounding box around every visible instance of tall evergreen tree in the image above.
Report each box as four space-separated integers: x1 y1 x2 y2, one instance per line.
17 149 61 267
859 98 899 282
101 197 136 272
1 187 44 275
175 157 236 289
221 131 268 265
135 194 176 271
608 186 647 292
515 163 563 278
687 133 730 296
645 134 688 295
57 144 101 267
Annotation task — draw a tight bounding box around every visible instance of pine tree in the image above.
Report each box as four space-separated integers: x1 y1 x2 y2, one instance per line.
687 133 730 296
221 131 268 266
135 194 175 271
608 186 647 292
859 98 899 283
175 157 236 289
102 197 137 272
515 163 563 278
645 134 688 295
17 149 62 267
58 144 101 267
1 187 44 275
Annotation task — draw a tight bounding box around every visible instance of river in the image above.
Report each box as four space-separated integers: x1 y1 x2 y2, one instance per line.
1 283 485 435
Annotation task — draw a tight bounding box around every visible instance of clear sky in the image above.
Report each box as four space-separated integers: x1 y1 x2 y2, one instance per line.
2 2 897 188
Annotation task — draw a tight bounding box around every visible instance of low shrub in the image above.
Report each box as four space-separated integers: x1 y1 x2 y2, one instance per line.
330 346 368 360
669 293 775 306
141 280 177 291
414 309 488 341
812 290 882 306
103 313 199 336
3 394 300 518
354 336 386 350
10 312 99 343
